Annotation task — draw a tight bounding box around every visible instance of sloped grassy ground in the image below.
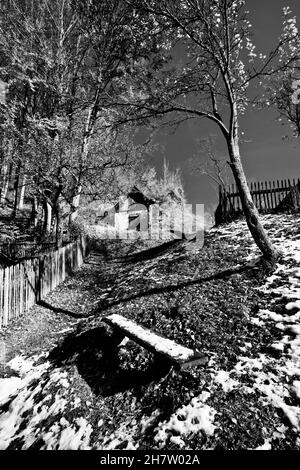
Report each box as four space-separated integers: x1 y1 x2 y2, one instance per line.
0 213 300 450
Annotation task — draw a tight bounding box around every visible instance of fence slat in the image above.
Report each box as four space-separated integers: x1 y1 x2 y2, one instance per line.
0 237 87 329
217 177 300 224
3 268 9 326
0 269 3 327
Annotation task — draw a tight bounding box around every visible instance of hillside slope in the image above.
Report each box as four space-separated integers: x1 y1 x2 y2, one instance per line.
0 213 299 450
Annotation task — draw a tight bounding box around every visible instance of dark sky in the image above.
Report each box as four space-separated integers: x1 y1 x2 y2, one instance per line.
152 0 300 217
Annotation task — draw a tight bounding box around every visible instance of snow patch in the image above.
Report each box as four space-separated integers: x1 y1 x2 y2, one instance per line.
0 377 23 406
214 370 240 393
154 393 216 449
0 355 93 450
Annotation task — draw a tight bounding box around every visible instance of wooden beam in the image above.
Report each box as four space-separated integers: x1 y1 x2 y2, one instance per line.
102 314 208 370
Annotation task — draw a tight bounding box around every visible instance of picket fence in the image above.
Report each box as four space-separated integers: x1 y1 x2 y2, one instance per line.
215 178 300 224
0 240 57 261
0 237 88 328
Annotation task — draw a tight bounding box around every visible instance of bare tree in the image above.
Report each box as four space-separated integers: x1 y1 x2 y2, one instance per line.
0 0 156 240
263 7 300 139
120 0 300 259
189 136 231 191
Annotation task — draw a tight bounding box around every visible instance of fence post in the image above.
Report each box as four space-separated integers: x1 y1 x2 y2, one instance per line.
3 267 9 326
0 269 3 327
20 263 24 316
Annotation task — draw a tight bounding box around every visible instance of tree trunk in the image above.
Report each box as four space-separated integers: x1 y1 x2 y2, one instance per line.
228 138 279 260
12 164 27 215
12 163 21 218
68 82 102 225
69 112 92 225
31 196 39 227
52 194 62 247
54 204 61 247
0 163 9 204
69 185 82 225
17 173 26 210
43 198 52 237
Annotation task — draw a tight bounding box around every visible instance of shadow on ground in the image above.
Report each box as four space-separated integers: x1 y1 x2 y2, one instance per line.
92 260 262 313
49 325 171 397
37 300 94 319
116 239 185 263
45 243 273 399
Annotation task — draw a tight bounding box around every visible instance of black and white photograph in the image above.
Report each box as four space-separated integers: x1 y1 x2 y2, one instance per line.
0 0 300 459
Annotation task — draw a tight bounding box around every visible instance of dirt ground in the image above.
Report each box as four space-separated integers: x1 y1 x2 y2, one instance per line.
0 214 300 450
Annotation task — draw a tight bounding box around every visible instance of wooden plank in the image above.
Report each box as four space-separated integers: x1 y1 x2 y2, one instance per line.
13 265 17 320
50 252 53 291
274 180 279 207
45 254 49 296
102 314 208 370
72 243 75 271
267 181 272 211
288 178 295 208
264 181 270 212
52 252 56 290
57 250 60 284
39 257 43 299
257 181 262 211
0 269 3 327
297 179 300 207
13 264 17 319
263 181 268 210
27 260 31 311
284 180 288 204
20 262 24 316
269 180 275 210
279 179 284 206
54 251 57 287
29 260 33 309
60 248 63 282
284 179 288 201
8 266 12 321
3 267 9 326
24 261 28 313
44 255 48 296
14 265 17 319
62 246 66 281
34 258 39 303
259 181 263 210
253 182 257 207
28 260 32 310
9 266 13 321
54 251 57 289
32 260 36 305
27 260 31 309
44 255 47 297
260 181 265 211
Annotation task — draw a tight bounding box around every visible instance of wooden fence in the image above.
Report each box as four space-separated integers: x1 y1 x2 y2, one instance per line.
0 240 57 262
215 178 300 224
0 237 88 328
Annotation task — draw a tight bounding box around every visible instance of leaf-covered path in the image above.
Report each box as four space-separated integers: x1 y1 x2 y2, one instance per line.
0 214 300 450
